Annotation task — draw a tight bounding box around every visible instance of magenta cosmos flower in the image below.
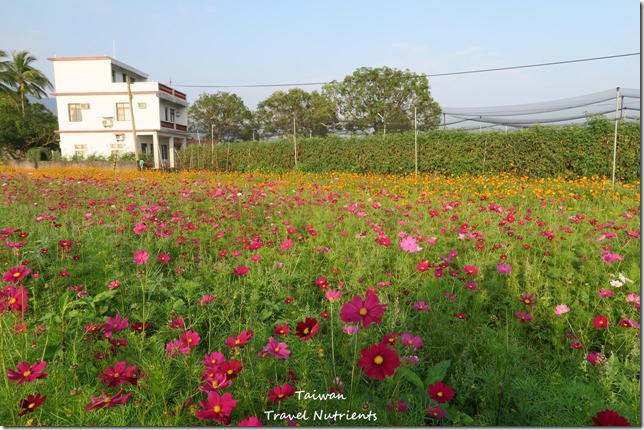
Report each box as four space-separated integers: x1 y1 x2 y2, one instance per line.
97 361 138 387
132 250 149 265
239 416 264 426
263 336 290 359
2 266 31 283
295 317 319 340
267 383 296 403
195 391 237 424
593 316 608 329
19 393 46 416
427 381 455 404
225 330 253 348
357 342 401 380
181 330 201 348
401 333 423 350
85 389 132 411
233 266 249 276
497 263 512 274
7 361 48 385
340 293 388 328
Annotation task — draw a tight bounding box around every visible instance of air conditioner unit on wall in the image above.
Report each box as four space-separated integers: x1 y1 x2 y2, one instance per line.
102 117 113 128
80 103 90 109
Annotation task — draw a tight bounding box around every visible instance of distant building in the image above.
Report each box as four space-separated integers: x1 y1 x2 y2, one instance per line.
48 56 188 168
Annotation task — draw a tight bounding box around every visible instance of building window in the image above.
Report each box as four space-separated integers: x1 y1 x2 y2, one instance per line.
74 144 87 158
122 73 127 82
116 103 130 121
164 107 168 121
170 108 175 123
161 144 169 161
111 70 115 82
68 103 82 122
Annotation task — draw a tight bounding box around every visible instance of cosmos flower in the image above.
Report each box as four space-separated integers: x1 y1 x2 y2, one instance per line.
357 342 401 380
340 293 388 328
427 381 455 404
7 361 48 385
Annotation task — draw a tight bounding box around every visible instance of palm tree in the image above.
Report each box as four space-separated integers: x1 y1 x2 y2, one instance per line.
0 49 12 96
3 50 52 116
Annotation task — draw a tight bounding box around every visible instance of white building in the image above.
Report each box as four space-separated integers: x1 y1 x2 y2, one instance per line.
49 56 189 168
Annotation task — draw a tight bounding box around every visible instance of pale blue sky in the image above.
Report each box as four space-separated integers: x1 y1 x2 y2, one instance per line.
2 0 640 110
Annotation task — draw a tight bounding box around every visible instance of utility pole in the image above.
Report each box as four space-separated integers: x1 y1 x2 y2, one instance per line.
611 87 620 186
126 76 140 166
293 116 298 170
414 106 418 178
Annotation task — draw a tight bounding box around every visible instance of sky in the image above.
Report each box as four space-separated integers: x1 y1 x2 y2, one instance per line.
1 0 640 113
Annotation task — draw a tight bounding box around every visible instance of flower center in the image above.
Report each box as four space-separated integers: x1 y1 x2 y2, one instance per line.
105 396 111 403
437 391 443 397
213 405 221 413
359 308 368 316
113 372 120 378
303 328 309 334
13 272 20 278
274 347 280 352
278 393 284 398
235 339 240 344
23 370 31 377
9 298 16 304
373 355 384 365
28 403 35 409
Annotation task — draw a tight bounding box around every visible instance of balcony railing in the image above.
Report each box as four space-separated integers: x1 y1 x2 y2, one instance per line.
158 83 187 100
160 121 188 132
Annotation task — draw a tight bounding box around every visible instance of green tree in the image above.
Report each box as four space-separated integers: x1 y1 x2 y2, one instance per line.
189 92 252 142
323 66 441 135
2 50 53 116
0 95 58 158
255 88 338 139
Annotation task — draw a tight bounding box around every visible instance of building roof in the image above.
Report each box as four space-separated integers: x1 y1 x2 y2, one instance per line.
47 56 149 80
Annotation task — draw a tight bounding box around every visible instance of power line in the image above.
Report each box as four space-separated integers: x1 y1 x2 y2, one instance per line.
172 52 640 89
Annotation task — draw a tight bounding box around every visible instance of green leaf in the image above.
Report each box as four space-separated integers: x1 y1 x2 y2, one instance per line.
400 367 425 390
258 308 273 321
425 359 452 385
43 344 63 361
92 290 117 304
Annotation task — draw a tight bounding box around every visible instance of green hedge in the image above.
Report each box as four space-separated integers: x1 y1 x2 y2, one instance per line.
176 118 641 181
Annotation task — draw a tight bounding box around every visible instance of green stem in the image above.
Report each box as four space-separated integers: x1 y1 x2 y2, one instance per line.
0 318 18 425
349 329 359 398
330 305 337 380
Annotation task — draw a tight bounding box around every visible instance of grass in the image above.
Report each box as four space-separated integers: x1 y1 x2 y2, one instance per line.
0 166 639 426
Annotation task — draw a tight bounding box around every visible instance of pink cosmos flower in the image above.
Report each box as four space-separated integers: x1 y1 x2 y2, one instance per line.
97 361 138 387
169 318 185 329
325 290 342 303
497 263 512 274
156 253 171 264
342 325 360 335
103 314 129 338
600 252 623 264
427 406 446 419
554 304 570 316
166 340 190 357
280 239 293 250
515 312 533 324
233 266 249 276
598 289 614 297
413 301 430 311
401 333 423 350
462 265 478 276
7 361 48 385
2 266 31 283
108 280 121 290
133 222 147 234
181 330 201 348
340 293 388 328
263 336 291 359
85 389 132 410
195 391 237 423
586 352 606 366
202 351 226 369
239 416 264 426
225 330 253 348
400 236 422 253
1 285 29 313
198 294 215 305
132 250 149 265
199 372 232 393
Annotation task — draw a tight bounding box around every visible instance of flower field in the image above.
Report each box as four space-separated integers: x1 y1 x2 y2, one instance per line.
0 166 640 426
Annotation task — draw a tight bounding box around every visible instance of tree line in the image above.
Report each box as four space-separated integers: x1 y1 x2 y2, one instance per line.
0 50 57 159
188 66 442 142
